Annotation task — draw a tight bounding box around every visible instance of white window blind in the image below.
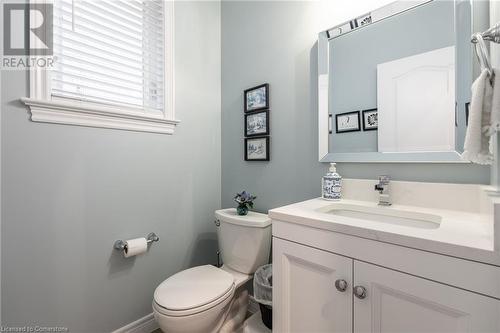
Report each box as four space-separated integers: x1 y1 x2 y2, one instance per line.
52 0 165 114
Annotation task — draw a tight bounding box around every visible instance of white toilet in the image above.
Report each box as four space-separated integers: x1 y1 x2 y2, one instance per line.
153 208 272 333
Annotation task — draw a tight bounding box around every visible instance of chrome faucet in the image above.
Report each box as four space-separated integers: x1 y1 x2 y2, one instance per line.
374 175 391 206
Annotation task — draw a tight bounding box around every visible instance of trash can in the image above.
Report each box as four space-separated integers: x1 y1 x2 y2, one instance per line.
253 264 272 329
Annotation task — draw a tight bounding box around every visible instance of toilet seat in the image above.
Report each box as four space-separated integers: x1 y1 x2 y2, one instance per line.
153 265 235 317
153 284 234 317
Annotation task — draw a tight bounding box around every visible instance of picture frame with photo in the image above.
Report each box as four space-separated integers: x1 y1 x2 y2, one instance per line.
355 13 372 27
245 110 269 137
244 83 269 112
335 111 361 133
362 108 378 131
245 136 270 161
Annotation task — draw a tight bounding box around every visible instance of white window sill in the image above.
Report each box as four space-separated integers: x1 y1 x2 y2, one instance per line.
21 97 180 134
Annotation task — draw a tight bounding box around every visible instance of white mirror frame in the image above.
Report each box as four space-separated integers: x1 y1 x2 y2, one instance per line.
318 0 468 163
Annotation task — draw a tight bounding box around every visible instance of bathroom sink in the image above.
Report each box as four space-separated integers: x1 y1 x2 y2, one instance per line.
318 203 441 229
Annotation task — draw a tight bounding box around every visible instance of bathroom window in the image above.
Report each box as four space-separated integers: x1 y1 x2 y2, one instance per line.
22 0 178 134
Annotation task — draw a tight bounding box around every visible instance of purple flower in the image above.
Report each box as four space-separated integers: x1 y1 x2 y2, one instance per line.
234 191 257 205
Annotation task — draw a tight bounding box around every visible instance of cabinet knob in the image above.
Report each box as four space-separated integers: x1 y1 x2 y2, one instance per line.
334 279 348 292
353 285 367 299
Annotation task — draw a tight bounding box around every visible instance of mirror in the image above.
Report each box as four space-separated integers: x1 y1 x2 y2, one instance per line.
318 0 488 162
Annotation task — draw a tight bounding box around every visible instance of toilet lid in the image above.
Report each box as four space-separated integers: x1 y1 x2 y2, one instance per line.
154 265 235 311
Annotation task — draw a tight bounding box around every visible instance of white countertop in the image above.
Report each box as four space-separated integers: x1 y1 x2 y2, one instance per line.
269 194 500 265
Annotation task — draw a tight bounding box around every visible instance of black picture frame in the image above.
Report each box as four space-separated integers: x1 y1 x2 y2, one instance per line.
244 83 269 112
244 136 270 161
362 108 378 131
335 111 361 133
465 102 470 126
245 110 269 137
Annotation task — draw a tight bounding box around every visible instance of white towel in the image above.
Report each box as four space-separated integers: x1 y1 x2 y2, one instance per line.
489 69 500 135
462 69 494 164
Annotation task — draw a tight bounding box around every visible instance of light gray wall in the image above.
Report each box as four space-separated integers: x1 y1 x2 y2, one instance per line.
221 1 490 214
1 2 221 332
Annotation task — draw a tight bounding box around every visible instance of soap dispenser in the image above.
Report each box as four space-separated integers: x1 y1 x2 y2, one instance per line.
322 163 342 201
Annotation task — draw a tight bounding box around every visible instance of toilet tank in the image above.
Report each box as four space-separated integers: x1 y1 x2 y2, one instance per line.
215 209 272 274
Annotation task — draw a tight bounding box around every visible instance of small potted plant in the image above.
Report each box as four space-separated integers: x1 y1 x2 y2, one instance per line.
234 191 257 216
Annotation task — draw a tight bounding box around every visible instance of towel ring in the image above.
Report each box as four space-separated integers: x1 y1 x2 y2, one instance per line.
471 22 500 85
473 33 493 79
472 22 500 44
473 33 494 85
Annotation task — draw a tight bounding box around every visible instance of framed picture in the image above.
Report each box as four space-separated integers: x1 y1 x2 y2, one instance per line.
335 111 360 133
355 13 372 27
245 136 270 161
245 110 269 137
244 84 269 112
362 109 378 131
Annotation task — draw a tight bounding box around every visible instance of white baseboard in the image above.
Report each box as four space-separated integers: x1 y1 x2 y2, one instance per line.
112 313 159 333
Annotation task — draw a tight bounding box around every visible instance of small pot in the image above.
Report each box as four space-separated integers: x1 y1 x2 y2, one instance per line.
237 204 248 216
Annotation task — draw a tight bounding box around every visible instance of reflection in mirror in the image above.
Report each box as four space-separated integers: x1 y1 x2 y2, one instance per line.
318 0 488 162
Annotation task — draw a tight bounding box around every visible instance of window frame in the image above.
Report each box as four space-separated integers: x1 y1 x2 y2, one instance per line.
21 0 179 134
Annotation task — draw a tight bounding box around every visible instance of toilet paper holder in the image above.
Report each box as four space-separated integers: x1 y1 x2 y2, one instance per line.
114 232 160 251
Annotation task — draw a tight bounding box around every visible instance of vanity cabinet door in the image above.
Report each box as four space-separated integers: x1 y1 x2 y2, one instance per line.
353 261 500 333
273 238 353 333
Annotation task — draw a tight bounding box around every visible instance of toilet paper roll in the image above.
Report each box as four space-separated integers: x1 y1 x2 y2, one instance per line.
124 237 148 258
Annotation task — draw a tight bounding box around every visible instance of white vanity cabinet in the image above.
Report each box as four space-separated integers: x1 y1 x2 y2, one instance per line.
353 261 500 333
273 238 352 333
274 237 500 333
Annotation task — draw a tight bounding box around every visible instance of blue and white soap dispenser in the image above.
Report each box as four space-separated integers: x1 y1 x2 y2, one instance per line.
322 162 342 201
